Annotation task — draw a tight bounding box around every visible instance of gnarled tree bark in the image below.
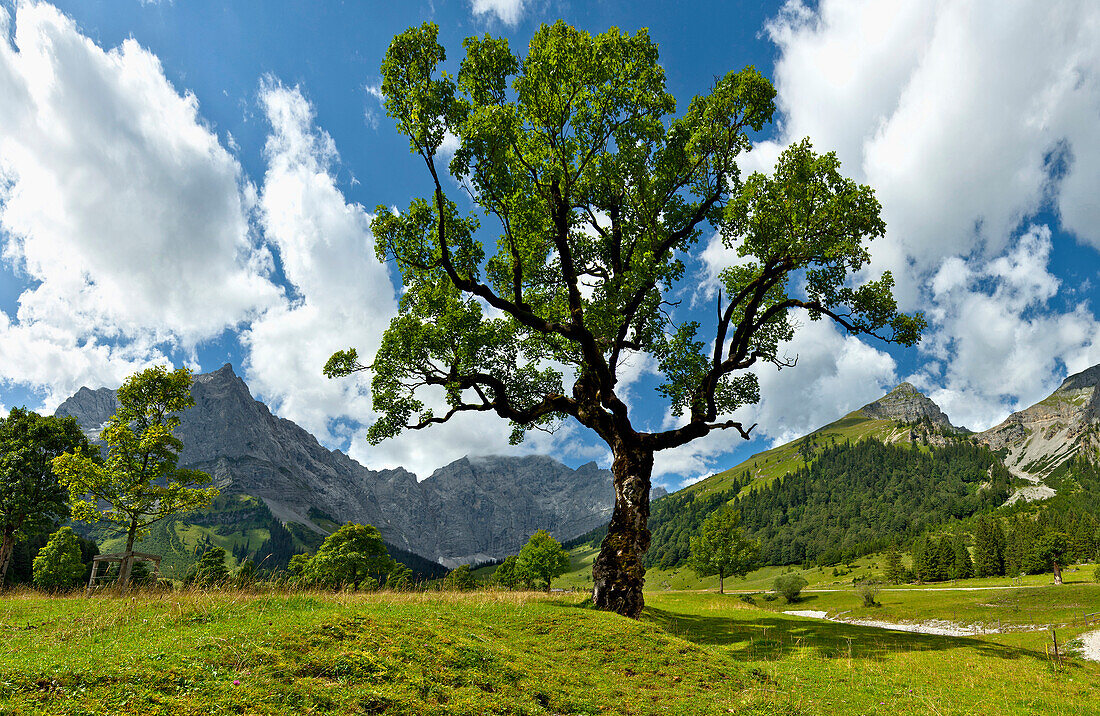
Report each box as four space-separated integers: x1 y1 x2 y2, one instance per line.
592 442 653 618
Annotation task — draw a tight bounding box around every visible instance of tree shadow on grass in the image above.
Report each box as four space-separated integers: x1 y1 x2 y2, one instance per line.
641 606 1052 663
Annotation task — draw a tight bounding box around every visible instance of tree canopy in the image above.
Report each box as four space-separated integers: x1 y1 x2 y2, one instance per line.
53 366 217 586
0 407 90 587
301 523 394 589
688 507 758 593
516 529 570 591
326 21 923 617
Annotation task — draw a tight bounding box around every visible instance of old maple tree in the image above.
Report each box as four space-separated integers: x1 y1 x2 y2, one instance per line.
326 22 923 617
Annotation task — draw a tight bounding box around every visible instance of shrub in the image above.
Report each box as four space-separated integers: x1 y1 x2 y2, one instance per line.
773 574 809 602
857 579 881 607
738 593 756 605
1093 564 1100 583
32 527 85 591
762 593 778 602
444 564 477 591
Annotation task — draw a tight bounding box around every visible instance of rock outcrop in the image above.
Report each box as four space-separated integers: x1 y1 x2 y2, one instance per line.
975 365 1100 495
55 364 624 566
858 382 959 430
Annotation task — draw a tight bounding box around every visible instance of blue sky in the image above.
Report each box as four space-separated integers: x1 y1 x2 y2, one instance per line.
1 0 1099 489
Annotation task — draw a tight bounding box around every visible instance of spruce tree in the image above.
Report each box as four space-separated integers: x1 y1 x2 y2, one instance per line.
883 544 905 585
951 534 973 580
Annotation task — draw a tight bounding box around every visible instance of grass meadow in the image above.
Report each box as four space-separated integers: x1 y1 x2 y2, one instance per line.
4 580 1100 715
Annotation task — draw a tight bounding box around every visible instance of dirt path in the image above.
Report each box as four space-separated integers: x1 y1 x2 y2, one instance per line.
783 609 995 636
1078 629 1100 661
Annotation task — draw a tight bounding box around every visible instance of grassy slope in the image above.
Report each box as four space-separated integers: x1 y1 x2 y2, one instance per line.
685 411 903 497
2 592 770 716
5 587 1100 715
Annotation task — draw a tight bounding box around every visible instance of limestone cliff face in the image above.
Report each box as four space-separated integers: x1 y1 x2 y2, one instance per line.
858 382 959 430
55 364 621 566
974 365 1100 496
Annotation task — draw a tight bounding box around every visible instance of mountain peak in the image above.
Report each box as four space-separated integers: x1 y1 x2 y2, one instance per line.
858 382 956 429
1056 363 1100 393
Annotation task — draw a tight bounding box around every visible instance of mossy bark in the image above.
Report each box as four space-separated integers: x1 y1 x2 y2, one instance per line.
592 443 653 618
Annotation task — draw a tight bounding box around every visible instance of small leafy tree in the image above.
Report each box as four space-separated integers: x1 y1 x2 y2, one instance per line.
444 564 478 591
385 562 413 590
516 529 570 592
325 21 923 618
490 554 526 589
688 507 759 593
305 523 394 589
31 526 85 592
186 547 229 587
773 573 808 602
53 367 218 586
856 579 881 607
0 408 91 587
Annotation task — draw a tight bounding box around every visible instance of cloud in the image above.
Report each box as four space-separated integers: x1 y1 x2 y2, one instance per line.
761 0 1100 297
242 80 396 446
913 225 1100 430
0 2 280 408
469 0 526 26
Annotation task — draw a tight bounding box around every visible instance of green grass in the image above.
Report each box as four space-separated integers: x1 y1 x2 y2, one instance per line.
643 590 1100 715
1 591 774 716
6 584 1100 715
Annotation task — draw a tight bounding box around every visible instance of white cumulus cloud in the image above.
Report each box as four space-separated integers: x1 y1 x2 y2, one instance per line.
469 0 526 26
0 2 280 409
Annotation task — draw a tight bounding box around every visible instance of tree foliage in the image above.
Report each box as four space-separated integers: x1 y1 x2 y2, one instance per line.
32 526 86 592
186 547 229 587
489 554 528 589
773 573 808 602
688 507 759 593
444 564 478 591
0 408 90 587
328 20 921 449
326 20 922 617
53 367 217 585
300 523 394 589
516 529 570 591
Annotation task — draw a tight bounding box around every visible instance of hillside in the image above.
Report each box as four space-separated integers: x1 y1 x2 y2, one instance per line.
688 381 966 497
975 364 1100 501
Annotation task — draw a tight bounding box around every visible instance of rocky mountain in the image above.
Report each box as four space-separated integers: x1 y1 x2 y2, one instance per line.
856 382 960 431
974 364 1100 502
55 364 628 567
687 381 961 496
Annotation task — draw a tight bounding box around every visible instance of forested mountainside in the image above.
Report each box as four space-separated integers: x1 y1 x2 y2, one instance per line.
573 439 1010 569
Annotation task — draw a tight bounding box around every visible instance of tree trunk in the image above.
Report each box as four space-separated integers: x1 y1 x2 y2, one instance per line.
117 520 138 588
0 528 15 589
592 442 653 618
1053 561 1063 585
719 572 725 595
